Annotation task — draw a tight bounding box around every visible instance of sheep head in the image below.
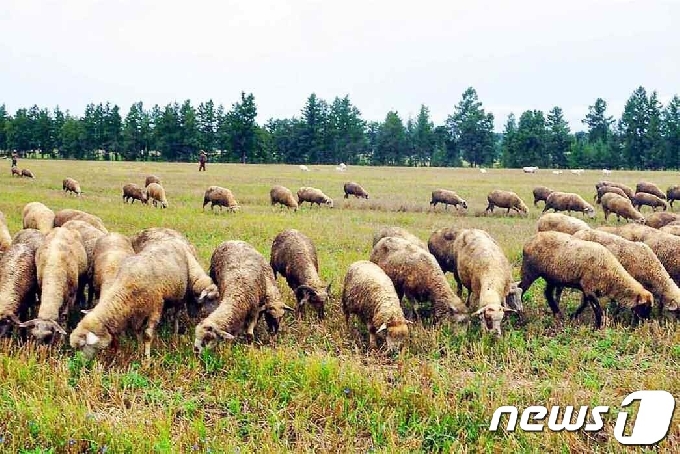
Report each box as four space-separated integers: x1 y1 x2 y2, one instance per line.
194 319 235 354
619 288 654 318
20 318 67 344
69 324 113 359
472 304 516 336
376 318 411 352
461 200 468 209
262 296 294 335
505 283 523 312
295 284 331 320
584 205 596 219
198 283 220 307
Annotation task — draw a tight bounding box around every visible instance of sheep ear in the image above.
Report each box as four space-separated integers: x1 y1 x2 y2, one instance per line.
472 306 487 317
282 304 295 312
81 309 91 315
86 331 100 345
215 328 235 340
376 323 387 333
51 321 67 335
502 307 517 313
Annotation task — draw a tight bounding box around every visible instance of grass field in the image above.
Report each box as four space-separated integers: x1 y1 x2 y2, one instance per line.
0 160 678 453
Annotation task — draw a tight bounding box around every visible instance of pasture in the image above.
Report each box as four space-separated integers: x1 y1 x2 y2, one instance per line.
1 160 679 453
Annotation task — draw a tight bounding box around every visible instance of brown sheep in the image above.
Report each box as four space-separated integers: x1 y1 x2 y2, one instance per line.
21 169 35 178
147 182 168 208
594 185 628 204
666 185 680 208
600 193 645 223
573 229 680 315
54 209 108 234
270 185 298 211
532 186 553 207
91 233 135 302
519 231 653 328
0 211 11 253
543 192 596 218
536 213 590 235
145 175 161 187
11 167 21 177
122 183 148 204
297 187 333 208
660 222 680 236
341 260 410 351
373 226 428 251
595 181 634 199
202 186 239 212
644 212 680 229
370 236 467 322
632 192 668 212
270 229 330 320
193 241 293 353
22 202 55 234
636 181 666 199
130 227 198 258
430 189 467 210
344 182 369 199
21 227 88 343
452 229 521 335
61 220 106 305
12 229 46 249
62 178 82 196
427 226 462 277
485 190 528 215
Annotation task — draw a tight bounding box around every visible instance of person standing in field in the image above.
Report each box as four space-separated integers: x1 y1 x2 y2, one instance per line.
11 152 18 168
199 151 207 171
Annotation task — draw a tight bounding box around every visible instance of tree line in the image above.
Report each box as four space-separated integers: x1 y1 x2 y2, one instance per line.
1 86 679 169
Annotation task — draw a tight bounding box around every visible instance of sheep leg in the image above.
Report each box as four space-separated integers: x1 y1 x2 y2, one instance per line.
246 312 258 343
506 207 511 215
453 270 463 297
368 325 377 349
570 294 589 319
587 295 603 328
544 284 562 316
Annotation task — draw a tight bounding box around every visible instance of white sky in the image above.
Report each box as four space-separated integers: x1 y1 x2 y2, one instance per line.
1 0 678 131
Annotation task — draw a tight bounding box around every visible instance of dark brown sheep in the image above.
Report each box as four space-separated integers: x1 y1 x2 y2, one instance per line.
11 167 21 177
600 193 645 223
343 182 369 199
373 226 428 251
62 178 82 196
636 182 666 199
666 186 680 208
270 185 298 211
485 190 528 215
632 192 668 212
145 175 161 187
430 189 467 210
54 209 108 234
543 192 596 218
122 183 148 204
297 187 333 208
594 185 628 204
532 186 553 207
644 212 680 229
21 169 35 178
203 186 239 212
595 181 634 199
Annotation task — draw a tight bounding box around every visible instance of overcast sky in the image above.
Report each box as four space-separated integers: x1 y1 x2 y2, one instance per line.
1 0 678 131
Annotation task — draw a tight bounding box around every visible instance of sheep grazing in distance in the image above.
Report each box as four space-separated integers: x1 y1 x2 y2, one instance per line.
594 185 629 204
54 209 108 234
595 181 634 199
344 182 369 199
666 186 680 208
21 227 88 343
479 168 487 174
342 260 410 351
519 231 653 328
536 213 590 235
299 165 310 172
22 202 55 234
21 169 35 178
122 183 148 204
194 241 293 353
600 193 645 224
62 178 82 196
373 226 428 251
632 192 668 212
532 186 553 207
297 187 333 208
644 211 680 229
11 167 21 177
203 186 239 213
270 229 330 320
147 182 168 208
91 233 135 304
0 211 11 253
602 169 612 175
485 190 528 216
573 229 680 315
427 227 462 277
552 170 563 175
270 185 298 211
636 182 666 200
145 175 161 187
570 169 585 175
430 189 467 210
543 192 596 219
370 236 467 323
522 166 538 173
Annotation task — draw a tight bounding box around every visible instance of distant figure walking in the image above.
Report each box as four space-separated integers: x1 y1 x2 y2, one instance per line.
11 152 18 168
199 151 207 171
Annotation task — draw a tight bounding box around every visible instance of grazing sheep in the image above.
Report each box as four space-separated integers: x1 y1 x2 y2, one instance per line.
532 186 553 207
91 233 135 303
632 192 668 212
299 165 310 172
573 229 680 314
373 226 428 251
21 169 35 178
0 236 44 337
12 229 45 249
594 185 629 204
666 186 680 208
53 209 108 234
270 229 330 320
543 192 596 218
341 260 410 351
122 183 148 204
370 236 467 322
202 186 239 212
595 181 634 199
145 175 161 187
485 190 528 215
343 182 369 199
479 168 488 174
600 193 645 223
11 167 21 177
269 185 298 211
602 169 612 175
297 187 333 208
130 227 198 258
644 212 680 229
430 189 467 210
147 182 168 208
0 211 11 253
536 213 590 235
61 220 106 305
636 182 666 199
519 231 653 328
522 166 538 173
660 223 680 236
193 241 293 353
62 178 82 196
21 227 88 343
427 227 462 276
22 202 55 234
570 169 585 175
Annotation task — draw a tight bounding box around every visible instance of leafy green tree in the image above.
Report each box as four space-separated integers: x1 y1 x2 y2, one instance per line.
513 110 547 167
7 108 32 155
60 115 85 159
0 104 7 152
122 102 148 160
545 107 572 168
583 98 614 144
620 86 650 169
446 87 495 167
375 111 408 165
327 95 366 165
178 100 199 161
500 113 518 167
155 103 181 161
197 100 218 153
266 118 305 164
410 105 434 166
300 93 328 164
223 92 258 163
662 95 680 169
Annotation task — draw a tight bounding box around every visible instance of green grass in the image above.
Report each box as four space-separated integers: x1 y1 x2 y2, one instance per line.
0 160 679 452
